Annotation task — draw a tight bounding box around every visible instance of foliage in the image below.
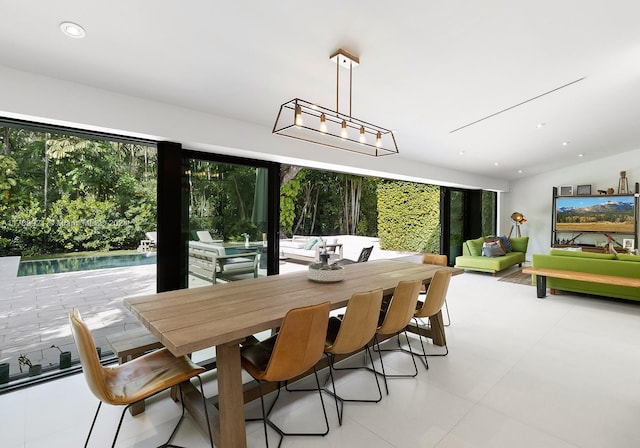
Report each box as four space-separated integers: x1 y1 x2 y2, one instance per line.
377 180 440 252
0 126 157 256
0 155 18 202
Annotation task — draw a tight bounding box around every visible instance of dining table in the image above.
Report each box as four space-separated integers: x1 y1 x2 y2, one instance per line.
124 259 462 447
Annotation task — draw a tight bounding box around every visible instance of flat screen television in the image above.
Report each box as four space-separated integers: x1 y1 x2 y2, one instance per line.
554 195 637 233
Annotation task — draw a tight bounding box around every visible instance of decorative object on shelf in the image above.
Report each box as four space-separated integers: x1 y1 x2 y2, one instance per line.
559 185 573 196
273 48 398 157
597 189 608 195
307 261 344 283
0 362 9 384
508 212 527 238
50 344 72 369
577 184 591 195
607 187 615 194
618 171 630 194
604 234 618 255
18 353 42 377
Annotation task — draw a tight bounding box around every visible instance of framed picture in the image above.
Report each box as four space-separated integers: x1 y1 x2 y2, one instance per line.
559 185 573 196
577 184 591 195
623 239 635 251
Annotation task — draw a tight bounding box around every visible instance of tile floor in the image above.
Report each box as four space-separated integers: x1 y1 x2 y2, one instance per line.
2 267 640 447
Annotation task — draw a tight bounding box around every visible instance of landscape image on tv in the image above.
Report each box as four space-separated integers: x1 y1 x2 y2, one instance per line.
555 195 636 233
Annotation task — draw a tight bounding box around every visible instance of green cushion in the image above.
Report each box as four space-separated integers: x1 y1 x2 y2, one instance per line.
549 249 616 260
467 237 485 256
303 237 318 250
510 236 529 253
617 253 640 262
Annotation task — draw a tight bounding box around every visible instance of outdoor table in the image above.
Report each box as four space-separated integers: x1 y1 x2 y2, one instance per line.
124 259 461 447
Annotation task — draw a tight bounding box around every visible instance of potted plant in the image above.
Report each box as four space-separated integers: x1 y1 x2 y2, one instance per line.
51 344 72 369
0 361 9 384
18 353 42 377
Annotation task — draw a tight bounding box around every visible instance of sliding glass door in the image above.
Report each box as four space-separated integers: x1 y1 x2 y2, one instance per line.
181 152 279 288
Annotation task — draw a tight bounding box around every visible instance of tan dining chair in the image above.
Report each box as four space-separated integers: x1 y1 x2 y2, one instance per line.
323 288 384 425
241 301 331 448
69 309 213 448
421 253 451 326
374 279 422 394
413 269 452 369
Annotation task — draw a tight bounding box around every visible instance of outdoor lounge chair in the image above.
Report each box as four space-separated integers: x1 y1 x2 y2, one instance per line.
196 230 223 244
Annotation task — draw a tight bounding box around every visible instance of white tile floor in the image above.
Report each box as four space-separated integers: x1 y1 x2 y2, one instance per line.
2 267 640 448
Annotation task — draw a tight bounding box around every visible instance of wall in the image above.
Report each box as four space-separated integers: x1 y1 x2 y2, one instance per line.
0 65 508 192
504 149 640 258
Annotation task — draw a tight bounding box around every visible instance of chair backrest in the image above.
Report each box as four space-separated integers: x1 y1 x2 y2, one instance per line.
422 253 447 266
377 279 422 335
145 231 157 242
327 289 383 355
196 230 215 243
415 270 452 319
357 246 374 263
69 309 111 403
263 301 330 382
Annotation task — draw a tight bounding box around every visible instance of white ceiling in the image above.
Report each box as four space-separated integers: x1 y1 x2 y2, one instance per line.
1 1 640 181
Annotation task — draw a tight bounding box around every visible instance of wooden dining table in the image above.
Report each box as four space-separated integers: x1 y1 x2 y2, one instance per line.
124 259 461 447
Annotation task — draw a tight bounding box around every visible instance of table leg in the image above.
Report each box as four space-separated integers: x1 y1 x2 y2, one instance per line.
429 311 446 346
536 275 547 299
406 310 446 347
217 342 247 448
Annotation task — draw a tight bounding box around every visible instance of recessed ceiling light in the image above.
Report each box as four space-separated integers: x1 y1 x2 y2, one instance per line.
562 141 570 146
458 150 465 156
578 153 584 157
536 123 546 128
60 21 86 38
493 162 499 166
518 169 523 174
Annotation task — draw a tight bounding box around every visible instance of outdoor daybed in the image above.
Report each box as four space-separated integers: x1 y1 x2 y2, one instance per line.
454 236 529 275
531 249 640 301
279 235 343 262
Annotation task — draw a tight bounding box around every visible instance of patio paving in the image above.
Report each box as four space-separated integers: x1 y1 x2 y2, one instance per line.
0 235 417 382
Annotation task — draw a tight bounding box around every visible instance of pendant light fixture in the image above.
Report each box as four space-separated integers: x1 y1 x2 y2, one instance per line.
273 49 399 157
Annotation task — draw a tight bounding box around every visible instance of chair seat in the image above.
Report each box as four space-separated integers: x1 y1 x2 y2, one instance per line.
103 348 204 405
240 336 277 380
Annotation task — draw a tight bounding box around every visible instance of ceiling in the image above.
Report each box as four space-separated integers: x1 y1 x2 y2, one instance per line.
2 1 640 181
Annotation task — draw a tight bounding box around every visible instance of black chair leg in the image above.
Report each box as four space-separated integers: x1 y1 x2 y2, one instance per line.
84 401 102 448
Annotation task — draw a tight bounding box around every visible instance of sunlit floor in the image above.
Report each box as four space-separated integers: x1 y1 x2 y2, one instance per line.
3 267 640 448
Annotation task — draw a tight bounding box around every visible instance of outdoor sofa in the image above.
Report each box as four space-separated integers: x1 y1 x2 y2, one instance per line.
279 235 343 262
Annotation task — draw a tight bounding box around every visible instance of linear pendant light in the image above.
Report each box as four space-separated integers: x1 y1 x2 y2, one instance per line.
273 49 399 157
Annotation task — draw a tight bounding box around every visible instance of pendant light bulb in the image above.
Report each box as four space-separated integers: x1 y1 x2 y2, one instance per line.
375 131 382 148
294 104 303 127
359 126 367 143
340 120 348 139
319 113 327 133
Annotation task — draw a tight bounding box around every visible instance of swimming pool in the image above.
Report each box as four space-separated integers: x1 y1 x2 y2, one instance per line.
18 253 157 276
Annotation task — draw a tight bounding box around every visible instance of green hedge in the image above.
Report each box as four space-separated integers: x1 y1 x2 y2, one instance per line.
377 181 440 253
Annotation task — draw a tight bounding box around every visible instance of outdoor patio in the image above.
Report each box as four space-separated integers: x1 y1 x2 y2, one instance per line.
0 236 416 383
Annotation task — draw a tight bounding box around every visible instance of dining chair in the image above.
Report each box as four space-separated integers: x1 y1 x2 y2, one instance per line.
240 301 331 448
322 288 384 425
421 253 451 326
332 246 374 266
413 269 452 370
69 309 213 448
374 279 422 394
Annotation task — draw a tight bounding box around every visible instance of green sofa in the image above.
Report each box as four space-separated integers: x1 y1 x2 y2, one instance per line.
454 236 529 274
531 249 640 301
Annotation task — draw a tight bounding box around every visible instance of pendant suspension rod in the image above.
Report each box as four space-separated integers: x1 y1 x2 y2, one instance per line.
349 60 353 118
336 56 340 114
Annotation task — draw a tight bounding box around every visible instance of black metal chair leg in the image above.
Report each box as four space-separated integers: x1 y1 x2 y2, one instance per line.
84 401 102 448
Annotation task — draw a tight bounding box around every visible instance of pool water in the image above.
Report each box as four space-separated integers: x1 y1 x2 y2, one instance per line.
18 253 157 276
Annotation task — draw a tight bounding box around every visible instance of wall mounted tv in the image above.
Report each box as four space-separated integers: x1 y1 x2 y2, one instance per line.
554 195 637 233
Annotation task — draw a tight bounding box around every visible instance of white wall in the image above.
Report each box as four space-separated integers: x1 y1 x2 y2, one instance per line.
0 65 508 192
504 149 640 258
